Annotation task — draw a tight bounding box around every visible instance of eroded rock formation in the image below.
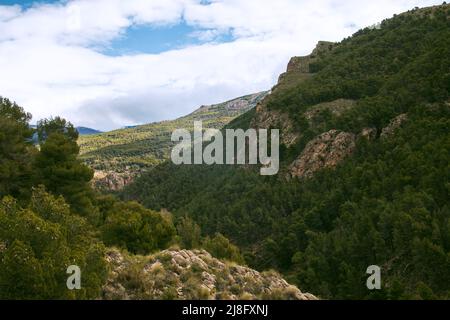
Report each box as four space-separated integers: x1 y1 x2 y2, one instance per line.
289 130 356 178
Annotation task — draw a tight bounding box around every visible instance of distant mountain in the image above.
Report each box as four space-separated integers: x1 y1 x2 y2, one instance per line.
76 127 103 135
29 125 101 143
78 91 268 190
30 125 102 135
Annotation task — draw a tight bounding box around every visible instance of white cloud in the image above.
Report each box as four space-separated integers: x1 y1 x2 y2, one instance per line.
0 0 443 130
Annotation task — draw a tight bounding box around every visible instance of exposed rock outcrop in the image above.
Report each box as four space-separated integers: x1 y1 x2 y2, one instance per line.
304 99 356 122
252 41 336 147
289 130 356 178
252 105 299 146
193 91 268 115
93 170 136 191
311 41 335 57
358 127 377 141
102 248 318 300
278 41 335 83
380 114 408 138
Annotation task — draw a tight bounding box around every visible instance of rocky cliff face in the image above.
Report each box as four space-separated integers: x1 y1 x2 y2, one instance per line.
288 113 408 179
102 248 318 300
252 41 410 180
251 41 336 147
289 130 356 178
277 40 335 84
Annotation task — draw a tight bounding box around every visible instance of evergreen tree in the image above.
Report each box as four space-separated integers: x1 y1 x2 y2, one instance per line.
34 118 97 220
0 97 35 201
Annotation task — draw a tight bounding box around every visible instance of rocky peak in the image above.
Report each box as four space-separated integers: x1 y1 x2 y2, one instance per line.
102 248 318 300
252 41 336 146
193 91 268 115
311 41 335 57
281 41 335 80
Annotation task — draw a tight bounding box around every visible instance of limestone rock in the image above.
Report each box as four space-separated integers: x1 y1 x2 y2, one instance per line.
102 248 318 300
311 41 335 57
381 114 408 138
290 130 356 178
93 170 135 191
252 42 336 147
251 105 299 147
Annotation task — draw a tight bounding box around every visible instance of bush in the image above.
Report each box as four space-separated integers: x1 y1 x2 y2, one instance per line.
101 201 176 254
202 233 245 264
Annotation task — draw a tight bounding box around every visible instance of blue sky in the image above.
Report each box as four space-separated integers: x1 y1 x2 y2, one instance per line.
0 0 60 7
0 0 443 130
103 21 234 56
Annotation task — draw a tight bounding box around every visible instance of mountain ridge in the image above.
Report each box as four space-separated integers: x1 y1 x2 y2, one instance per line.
121 3 450 299
78 91 268 190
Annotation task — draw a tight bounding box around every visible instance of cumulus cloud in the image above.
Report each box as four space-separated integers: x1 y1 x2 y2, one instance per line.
0 0 442 130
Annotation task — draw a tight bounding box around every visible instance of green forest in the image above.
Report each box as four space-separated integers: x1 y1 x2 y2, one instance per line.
1 4 449 300
122 5 450 299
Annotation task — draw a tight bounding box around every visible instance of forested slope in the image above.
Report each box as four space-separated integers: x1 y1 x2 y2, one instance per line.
79 92 267 190
122 4 450 299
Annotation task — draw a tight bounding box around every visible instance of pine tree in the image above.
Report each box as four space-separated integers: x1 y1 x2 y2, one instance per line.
0 97 35 201
33 118 97 220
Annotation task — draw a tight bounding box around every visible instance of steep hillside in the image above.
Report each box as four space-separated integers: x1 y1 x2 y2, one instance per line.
1 94 310 300
78 92 268 190
122 4 450 299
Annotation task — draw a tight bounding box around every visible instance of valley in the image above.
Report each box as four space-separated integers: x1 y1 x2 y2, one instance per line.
1 3 449 301
120 4 450 299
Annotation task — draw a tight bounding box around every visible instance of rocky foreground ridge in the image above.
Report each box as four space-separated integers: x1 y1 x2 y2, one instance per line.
102 248 318 300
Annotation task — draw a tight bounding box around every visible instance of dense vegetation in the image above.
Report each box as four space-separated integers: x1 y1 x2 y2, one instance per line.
122 4 450 299
0 98 244 299
1 3 448 301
